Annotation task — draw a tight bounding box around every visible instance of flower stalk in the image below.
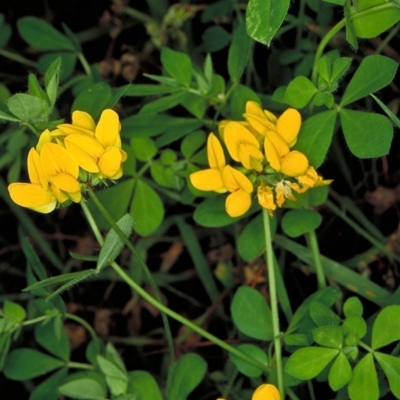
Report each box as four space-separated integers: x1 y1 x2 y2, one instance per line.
262 209 284 397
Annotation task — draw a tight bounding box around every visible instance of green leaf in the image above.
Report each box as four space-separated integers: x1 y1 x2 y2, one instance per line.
351 0 400 39
285 347 338 380
125 84 181 96
97 354 128 396
281 209 322 238
38 52 77 82
310 302 341 327
180 92 207 119
59 377 106 400
193 196 253 227
323 0 345 5
130 179 164 236
342 316 367 339
246 0 290 46
328 352 352 391
371 305 400 350
131 137 157 161
0 110 20 122
28 74 48 103
374 352 400 398
0 15 11 47
96 214 134 271
3 300 26 322
181 130 206 159
343 296 363 318
8 93 48 122
161 47 192 86
29 368 68 400
202 26 231 52
0 334 11 371
230 344 268 377
4 349 64 380
44 57 61 108
34 317 70 361
72 82 112 122
294 110 337 167
285 76 318 108
341 55 398 107
313 326 343 348
88 179 135 230
231 286 273 340
139 91 187 114
348 353 379 400
166 354 207 400
127 370 162 400
344 5 358 49
340 109 393 158
238 213 277 261
228 22 252 82
17 16 75 51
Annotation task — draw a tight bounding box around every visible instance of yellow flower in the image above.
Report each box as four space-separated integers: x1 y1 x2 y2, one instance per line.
216 383 280 400
252 383 280 400
190 133 254 217
8 148 57 213
244 101 300 147
190 133 227 193
224 121 264 172
222 165 253 217
40 142 82 203
59 109 127 179
257 184 276 216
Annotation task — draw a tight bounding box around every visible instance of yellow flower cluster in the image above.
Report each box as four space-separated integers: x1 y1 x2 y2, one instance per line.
217 383 280 400
8 109 127 213
190 101 331 217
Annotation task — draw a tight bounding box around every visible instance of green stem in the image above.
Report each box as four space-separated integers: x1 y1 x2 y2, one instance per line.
0 48 37 68
374 22 400 55
77 52 92 77
66 312 101 352
66 361 95 370
22 315 50 326
262 209 284 397
221 368 239 399
306 230 326 288
83 193 175 363
311 18 346 85
295 0 306 50
123 6 156 24
110 261 270 372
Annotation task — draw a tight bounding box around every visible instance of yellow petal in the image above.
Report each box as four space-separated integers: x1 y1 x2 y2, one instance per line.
190 169 226 192
64 134 103 173
67 190 82 203
50 173 81 193
71 110 96 132
252 384 280 400
41 143 79 179
36 129 53 152
207 133 225 170
276 108 301 147
225 190 251 217
257 185 276 215
280 151 308 177
221 165 253 193
27 148 48 189
8 183 56 213
244 101 276 133
224 122 260 162
95 109 120 148
264 131 289 171
98 147 122 178
238 144 264 171
57 123 95 137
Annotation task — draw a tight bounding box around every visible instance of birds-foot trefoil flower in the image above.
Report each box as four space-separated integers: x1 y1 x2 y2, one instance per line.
8 109 127 213
191 101 330 217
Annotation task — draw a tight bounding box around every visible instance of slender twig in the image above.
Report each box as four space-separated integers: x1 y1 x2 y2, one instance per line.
306 230 326 288
262 209 284 397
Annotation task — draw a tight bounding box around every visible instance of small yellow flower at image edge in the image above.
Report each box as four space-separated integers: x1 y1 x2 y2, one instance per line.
190 101 331 218
8 109 127 213
216 383 281 400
